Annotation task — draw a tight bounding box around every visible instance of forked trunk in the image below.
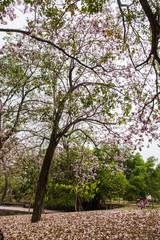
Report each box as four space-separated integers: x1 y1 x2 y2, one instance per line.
31 132 59 223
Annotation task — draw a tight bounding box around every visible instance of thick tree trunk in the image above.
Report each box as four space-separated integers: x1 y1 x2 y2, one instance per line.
31 131 59 223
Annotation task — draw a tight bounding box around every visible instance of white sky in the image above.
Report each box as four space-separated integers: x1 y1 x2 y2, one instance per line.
0 9 159 164
140 139 160 162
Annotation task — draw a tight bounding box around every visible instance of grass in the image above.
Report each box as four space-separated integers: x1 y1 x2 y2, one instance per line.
114 203 160 211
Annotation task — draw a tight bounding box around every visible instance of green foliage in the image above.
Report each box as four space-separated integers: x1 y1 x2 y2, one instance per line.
55 179 99 203
45 182 75 210
81 0 106 14
45 144 100 210
0 0 14 20
0 0 160 225
12 163 39 201
124 154 160 201
97 162 128 201
46 143 130 210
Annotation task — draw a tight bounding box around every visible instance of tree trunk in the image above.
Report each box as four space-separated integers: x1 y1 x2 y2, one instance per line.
75 195 84 212
0 172 8 204
75 194 78 212
109 198 113 209
31 131 59 223
28 193 33 213
78 196 83 211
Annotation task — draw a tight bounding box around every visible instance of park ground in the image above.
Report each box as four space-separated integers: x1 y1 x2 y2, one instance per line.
0 204 160 239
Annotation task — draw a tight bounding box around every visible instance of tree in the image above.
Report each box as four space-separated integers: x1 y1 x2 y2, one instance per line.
46 140 129 211
93 143 129 206
0 8 133 222
0 39 47 202
124 153 160 200
48 141 99 211
145 156 160 199
12 163 39 209
155 163 160 201
0 137 42 204
0 0 160 223
97 162 128 204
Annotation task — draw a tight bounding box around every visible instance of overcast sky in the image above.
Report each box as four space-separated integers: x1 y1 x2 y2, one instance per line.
140 139 159 162
0 9 159 164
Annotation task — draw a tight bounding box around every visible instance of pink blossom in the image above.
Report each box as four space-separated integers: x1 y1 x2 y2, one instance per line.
1 65 8 71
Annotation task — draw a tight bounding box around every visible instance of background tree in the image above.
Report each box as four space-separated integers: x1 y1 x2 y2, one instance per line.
155 163 160 201
45 139 129 211
145 156 160 199
0 139 42 204
97 163 128 206
92 143 128 207
0 38 48 202
124 154 160 200
46 139 99 211
11 146 40 210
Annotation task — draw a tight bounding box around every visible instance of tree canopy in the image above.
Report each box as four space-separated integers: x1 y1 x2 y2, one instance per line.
0 0 160 222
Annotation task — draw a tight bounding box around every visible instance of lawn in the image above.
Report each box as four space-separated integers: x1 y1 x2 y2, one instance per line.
0 209 160 239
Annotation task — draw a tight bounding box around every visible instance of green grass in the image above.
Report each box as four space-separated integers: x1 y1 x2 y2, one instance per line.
112 204 160 211
153 204 160 210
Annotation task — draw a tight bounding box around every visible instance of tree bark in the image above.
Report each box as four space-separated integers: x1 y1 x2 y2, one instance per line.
31 130 59 223
75 194 78 212
75 195 84 212
139 0 160 64
78 196 84 211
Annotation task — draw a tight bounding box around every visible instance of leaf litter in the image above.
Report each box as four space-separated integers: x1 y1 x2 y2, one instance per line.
0 210 159 239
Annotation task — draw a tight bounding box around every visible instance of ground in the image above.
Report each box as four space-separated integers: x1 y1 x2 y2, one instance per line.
0 207 160 239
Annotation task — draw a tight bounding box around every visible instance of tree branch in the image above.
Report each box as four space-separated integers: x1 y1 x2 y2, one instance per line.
0 28 95 71
139 0 160 63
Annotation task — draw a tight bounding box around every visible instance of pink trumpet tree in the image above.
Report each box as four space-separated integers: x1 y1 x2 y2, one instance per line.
0 0 160 222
